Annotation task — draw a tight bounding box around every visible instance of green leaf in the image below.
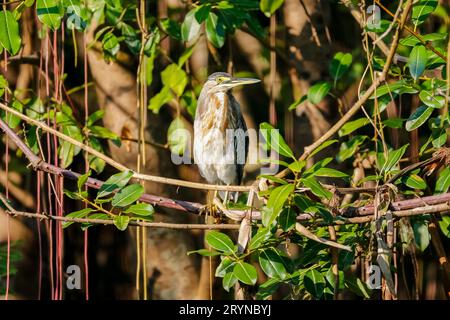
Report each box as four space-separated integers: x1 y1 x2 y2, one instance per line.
329 52 352 85
80 213 110 231
97 170 133 199
215 257 235 277
419 90 445 109
113 215 130 231
222 272 238 292
278 207 296 231
381 144 408 173
258 248 287 279
2 100 23 129
102 32 120 57
187 249 221 257
412 0 438 27
0 74 7 96
0 10 21 55
307 139 338 159
233 261 257 285
148 86 173 113
111 184 144 207
313 167 348 178
403 173 427 190
339 118 370 137
438 216 450 238
177 44 195 67
205 231 235 254
307 82 331 105
435 167 450 194
123 203 154 217
77 170 91 193
260 122 295 159
181 9 201 43
288 160 306 173
256 278 281 300
264 184 294 226
383 117 405 129
336 136 366 162
36 0 63 30
161 64 187 97
304 269 326 299
303 177 332 200
408 45 428 80
406 105 433 131
344 276 371 298
62 208 94 229
249 227 271 250
413 221 430 252
87 110 104 126
260 0 284 17
288 95 307 111
167 117 188 156
205 12 225 48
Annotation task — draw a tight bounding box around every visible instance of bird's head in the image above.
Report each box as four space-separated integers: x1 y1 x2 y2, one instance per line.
203 72 260 94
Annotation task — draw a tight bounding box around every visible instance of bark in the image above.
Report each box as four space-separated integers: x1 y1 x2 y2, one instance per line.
85 24 200 299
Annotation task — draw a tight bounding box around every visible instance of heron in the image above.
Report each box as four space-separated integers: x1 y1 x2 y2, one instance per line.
193 72 260 203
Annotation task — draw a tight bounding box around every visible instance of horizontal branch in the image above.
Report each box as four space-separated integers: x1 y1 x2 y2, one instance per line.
3 209 240 230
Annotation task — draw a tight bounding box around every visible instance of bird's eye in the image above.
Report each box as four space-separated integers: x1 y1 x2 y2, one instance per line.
217 77 226 83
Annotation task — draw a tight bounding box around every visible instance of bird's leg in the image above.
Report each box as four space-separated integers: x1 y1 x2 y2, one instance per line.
222 188 229 206
206 189 219 218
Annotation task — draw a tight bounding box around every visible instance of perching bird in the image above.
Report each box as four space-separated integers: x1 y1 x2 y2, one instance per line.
193 72 260 199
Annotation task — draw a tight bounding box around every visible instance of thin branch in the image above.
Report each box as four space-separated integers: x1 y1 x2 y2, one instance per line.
276 0 413 179
0 102 250 192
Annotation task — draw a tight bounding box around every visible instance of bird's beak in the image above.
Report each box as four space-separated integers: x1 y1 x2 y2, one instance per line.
222 77 261 90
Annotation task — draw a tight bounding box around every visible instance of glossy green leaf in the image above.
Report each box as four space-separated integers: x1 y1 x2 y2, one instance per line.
0 74 7 96
36 0 63 30
307 139 338 159
249 227 271 250
161 64 187 97
206 231 235 254
181 9 201 43
260 0 284 17
102 32 120 57
344 276 371 298
123 203 154 217
381 144 408 173
62 208 94 229
435 167 450 194
111 184 144 207
77 170 91 193
313 167 348 178
2 100 23 129
260 122 295 159
215 257 235 277
412 0 438 27
307 82 331 105
405 105 433 131
303 177 332 200
97 170 134 199
265 184 294 226
330 52 352 85
278 207 296 231
438 216 450 238
259 248 287 279
168 117 188 156
205 12 225 48
113 215 130 231
408 45 428 80
339 118 370 137
148 86 173 113
336 136 366 162
187 249 221 257
0 10 21 55
222 272 238 292
403 174 427 190
233 261 257 285
304 269 326 299
419 90 445 108
413 221 430 252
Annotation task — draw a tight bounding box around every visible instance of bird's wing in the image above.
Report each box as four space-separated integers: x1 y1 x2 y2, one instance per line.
229 94 248 185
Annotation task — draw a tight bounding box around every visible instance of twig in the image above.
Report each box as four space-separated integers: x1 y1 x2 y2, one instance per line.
0 102 250 192
276 0 413 179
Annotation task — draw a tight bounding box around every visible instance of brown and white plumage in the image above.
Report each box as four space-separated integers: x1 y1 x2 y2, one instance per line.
193 72 260 188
